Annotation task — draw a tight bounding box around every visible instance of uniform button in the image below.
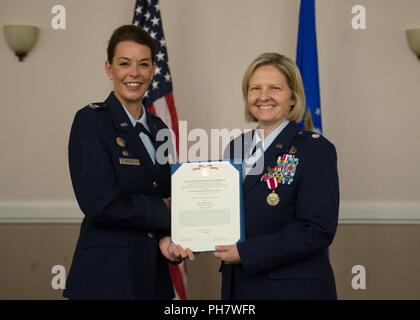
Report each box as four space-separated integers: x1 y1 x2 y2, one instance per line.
147 231 154 238
152 181 158 188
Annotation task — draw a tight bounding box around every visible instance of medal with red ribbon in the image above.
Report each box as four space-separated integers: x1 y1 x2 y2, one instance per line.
262 176 280 206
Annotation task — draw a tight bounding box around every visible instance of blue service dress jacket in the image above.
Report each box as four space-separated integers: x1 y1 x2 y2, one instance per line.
63 92 174 300
222 121 339 300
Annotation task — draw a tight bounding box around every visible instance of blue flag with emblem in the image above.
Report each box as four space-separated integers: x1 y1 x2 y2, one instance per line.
296 0 322 133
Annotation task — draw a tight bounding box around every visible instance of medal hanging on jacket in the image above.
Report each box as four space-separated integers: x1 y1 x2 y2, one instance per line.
264 176 280 206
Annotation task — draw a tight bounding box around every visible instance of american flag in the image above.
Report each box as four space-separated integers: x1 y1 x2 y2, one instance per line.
133 0 179 150
132 0 187 300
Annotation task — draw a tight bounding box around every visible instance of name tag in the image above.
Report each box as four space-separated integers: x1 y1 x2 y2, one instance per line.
119 158 141 166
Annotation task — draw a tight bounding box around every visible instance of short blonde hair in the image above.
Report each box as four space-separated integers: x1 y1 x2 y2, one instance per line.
242 53 306 123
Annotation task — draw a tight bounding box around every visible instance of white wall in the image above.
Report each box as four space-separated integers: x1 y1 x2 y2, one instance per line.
318 0 420 200
1 0 419 205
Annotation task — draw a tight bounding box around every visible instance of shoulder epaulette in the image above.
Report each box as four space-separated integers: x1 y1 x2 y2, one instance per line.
88 102 106 110
297 130 322 140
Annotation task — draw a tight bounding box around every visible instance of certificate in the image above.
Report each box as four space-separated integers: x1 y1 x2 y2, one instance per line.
171 161 243 252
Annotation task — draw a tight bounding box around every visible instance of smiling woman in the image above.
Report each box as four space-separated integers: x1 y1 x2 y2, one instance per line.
242 53 306 137
63 25 192 300
217 52 340 300
105 41 155 119
247 65 295 136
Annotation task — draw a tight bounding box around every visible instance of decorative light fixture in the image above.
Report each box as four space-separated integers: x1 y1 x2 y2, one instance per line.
3 25 39 61
406 28 420 60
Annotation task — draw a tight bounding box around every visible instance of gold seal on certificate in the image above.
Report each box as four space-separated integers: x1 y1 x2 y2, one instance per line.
171 161 242 252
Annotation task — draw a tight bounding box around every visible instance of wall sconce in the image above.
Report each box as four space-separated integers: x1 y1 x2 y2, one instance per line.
406 28 420 60
3 25 39 62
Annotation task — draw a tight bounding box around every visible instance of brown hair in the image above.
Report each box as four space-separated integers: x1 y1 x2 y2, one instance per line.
107 25 156 63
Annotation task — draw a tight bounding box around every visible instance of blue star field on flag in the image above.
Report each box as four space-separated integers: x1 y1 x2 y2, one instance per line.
133 0 173 109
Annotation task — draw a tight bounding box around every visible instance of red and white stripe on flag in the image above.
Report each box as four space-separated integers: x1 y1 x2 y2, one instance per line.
149 94 186 300
148 92 179 153
169 262 187 300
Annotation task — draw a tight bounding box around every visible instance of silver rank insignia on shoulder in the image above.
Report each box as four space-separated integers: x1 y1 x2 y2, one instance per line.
88 103 100 109
312 133 320 139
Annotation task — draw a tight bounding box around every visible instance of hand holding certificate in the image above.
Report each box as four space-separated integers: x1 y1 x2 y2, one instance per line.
171 161 243 252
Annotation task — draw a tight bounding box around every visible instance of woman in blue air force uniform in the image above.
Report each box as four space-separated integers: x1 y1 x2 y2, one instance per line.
64 25 190 300
215 53 339 299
